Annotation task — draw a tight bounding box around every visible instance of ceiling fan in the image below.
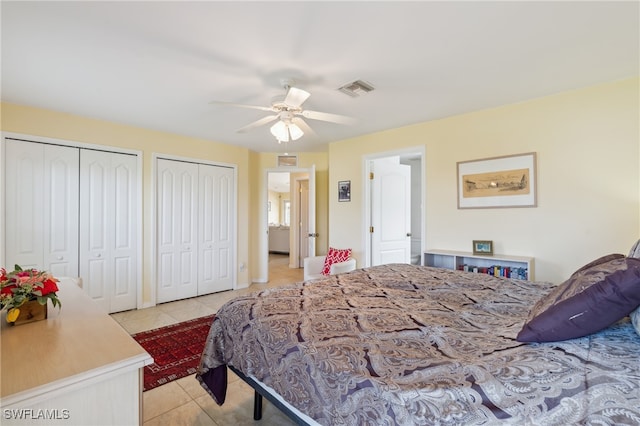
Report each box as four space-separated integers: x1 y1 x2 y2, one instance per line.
210 79 354 143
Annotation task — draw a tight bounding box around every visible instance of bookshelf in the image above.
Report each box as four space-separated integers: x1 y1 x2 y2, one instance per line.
423 249 535 280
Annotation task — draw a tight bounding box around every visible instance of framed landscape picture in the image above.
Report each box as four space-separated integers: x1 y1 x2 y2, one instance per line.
457 152 537 209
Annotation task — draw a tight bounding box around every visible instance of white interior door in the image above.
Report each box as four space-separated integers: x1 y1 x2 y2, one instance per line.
157 159 198 303
307 165 316 258
298 179 309 266
198 164 234 295
80 150 137 313
45 145 80 277
371 157 411 265
5 139 47 270
5 140 79 277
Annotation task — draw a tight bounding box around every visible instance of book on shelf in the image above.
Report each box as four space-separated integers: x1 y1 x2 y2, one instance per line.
458 264 528 280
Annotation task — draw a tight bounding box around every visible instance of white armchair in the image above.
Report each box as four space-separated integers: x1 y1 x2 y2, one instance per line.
304 255 357 281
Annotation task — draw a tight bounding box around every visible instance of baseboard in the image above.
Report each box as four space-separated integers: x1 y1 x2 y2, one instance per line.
235 281 250 289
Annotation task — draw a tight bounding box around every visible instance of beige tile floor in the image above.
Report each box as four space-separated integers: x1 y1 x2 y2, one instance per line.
111 254 303 426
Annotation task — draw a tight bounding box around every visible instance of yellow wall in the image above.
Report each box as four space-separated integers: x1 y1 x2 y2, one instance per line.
329 77 639 283
1 102 252 305
2 77 637 296
268 190 285 225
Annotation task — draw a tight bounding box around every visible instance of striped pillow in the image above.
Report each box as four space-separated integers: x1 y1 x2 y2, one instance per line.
322 247 352 276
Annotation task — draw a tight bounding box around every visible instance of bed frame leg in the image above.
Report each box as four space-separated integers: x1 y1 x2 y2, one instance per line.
253 390 263 420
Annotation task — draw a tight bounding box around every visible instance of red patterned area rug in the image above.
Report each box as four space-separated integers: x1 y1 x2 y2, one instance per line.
132 314 215 391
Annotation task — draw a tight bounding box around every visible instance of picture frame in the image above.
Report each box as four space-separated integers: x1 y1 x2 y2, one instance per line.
473 240 493 256
338 180 351 202
457 152 537 209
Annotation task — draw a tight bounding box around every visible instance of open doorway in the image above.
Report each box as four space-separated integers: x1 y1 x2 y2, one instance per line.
267 172 291 241
267 172 292 273
265 168 316 282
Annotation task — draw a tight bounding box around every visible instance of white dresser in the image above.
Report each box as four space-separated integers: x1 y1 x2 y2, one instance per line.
0 280 153 425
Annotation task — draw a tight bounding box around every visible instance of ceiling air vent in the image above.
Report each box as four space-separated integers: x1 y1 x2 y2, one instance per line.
277 155 297 167
338 80 375 97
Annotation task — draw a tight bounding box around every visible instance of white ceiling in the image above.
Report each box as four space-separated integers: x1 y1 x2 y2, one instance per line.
268 172 290 193
2 1 638 153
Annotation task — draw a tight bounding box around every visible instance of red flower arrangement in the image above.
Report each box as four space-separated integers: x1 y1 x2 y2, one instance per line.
1 265 61 323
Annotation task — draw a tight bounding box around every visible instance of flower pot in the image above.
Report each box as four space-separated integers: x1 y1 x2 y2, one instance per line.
8 299 48 326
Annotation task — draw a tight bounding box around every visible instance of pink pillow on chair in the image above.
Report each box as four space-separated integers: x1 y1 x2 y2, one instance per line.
322 247 352 276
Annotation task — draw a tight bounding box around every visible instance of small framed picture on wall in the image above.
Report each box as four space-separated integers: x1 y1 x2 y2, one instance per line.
338 180 351 202
473 240 493 255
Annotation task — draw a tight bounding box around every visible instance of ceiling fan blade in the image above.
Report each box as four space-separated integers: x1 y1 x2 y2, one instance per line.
292 117 318 139
236 115 279 133
284 87 311 108
301 109 355 125
209 100 274 113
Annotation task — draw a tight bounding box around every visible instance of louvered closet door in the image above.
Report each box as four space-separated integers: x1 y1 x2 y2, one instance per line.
79 150 138 313
157 159 199 303
198 164 234 295
5 140 79 277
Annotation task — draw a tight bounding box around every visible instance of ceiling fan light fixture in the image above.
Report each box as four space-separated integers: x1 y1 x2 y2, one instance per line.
288 123 304 141
270 120 288 141
212 80 350 141
270 120 304 142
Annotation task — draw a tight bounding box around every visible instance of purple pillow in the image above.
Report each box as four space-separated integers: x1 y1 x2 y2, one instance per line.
569 253 624 277
517 256 640 342
631 306 640 336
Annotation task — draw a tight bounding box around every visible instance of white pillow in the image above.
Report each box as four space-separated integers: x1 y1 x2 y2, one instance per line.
629 239 640 258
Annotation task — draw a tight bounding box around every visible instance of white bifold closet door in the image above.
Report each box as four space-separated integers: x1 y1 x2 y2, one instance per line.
4 138 138 314
157 160 199 303
198 163 233 294
156 158 234 303
79 149 138 313
5 140 79 277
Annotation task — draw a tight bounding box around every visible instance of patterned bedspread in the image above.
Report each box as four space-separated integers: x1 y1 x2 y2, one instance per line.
196 264 640 425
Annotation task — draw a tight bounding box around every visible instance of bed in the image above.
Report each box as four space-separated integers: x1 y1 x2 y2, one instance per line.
196 262 640 425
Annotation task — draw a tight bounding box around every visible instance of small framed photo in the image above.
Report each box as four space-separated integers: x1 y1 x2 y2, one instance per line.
473 240 493 255
338 180 351 202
